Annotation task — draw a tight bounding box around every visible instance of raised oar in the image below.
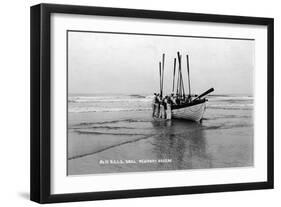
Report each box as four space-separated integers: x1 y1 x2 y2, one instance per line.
177 52 185 97
179 55 185 97
162 53 165 97
172 58 176 93
159 62 162 97
181 66 185 97
176 52 181 96
186 55 191 97
193 88 215 101
176 59 180 95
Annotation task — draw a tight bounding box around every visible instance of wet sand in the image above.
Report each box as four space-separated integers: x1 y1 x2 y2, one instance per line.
67 108 253 175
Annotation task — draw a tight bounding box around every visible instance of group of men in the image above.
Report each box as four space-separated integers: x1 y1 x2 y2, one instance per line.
152 93 192 119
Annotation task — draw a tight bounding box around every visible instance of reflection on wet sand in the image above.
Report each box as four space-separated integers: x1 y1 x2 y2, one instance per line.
151 120 212 170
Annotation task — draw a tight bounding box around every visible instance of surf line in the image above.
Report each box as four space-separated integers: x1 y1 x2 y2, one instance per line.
75 130 150 136
72 118 149 127
68 134 157 160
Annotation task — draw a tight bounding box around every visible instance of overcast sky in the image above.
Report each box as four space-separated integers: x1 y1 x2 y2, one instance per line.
68 31 254 95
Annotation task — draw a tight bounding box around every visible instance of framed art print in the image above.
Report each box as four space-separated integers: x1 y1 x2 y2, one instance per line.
30 3 274 203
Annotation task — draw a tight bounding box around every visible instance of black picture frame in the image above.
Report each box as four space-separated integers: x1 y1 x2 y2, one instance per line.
30 3 274 204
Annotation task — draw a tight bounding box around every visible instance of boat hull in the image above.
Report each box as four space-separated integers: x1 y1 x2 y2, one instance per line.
172 102 206 122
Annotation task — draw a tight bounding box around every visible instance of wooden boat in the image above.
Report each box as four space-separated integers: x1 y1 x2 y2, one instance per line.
171 99 206 122
156 51 214 122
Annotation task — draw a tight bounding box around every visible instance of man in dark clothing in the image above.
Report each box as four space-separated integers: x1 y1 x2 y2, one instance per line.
152 93 158 117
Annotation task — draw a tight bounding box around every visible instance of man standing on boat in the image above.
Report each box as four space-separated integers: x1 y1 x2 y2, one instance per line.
175 94 180 105
186 94 192 103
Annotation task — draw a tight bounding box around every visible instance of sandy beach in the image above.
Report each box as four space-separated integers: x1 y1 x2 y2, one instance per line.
67 95 253 175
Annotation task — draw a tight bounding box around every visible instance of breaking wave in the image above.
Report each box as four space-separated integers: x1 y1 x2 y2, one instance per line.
68 94 253 113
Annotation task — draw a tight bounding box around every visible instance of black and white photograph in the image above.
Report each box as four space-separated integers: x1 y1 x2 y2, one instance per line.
29 3 274 204
67 30 254 176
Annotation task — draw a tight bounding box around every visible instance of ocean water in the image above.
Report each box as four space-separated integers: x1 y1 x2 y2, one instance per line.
68 94 153 113
68 94 253 113
67 94 254 175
